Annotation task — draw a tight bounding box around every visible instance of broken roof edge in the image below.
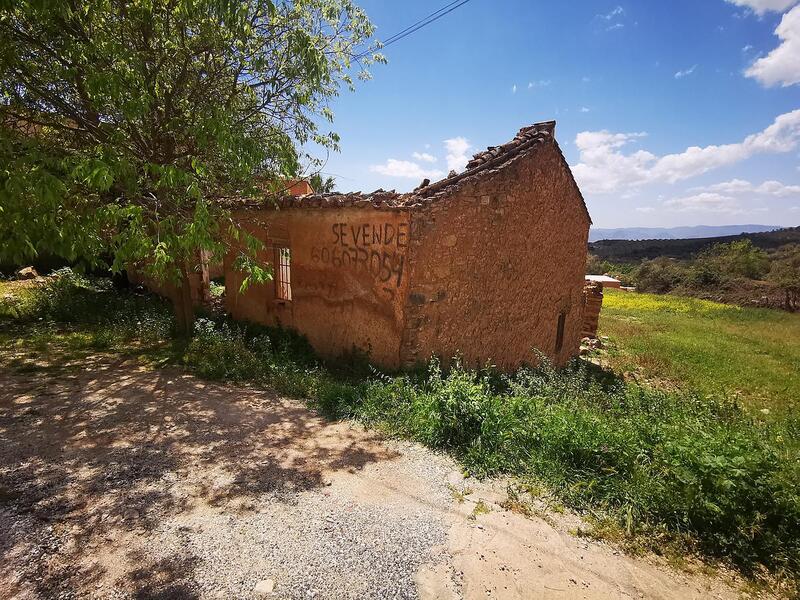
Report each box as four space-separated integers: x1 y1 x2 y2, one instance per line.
220 120 591 222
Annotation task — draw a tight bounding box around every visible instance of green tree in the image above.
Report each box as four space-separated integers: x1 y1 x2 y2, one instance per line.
585 254 612 276
310 172 336 193
768 244 800 311
696 240 770 281
632 257 685 293
0 0 379 332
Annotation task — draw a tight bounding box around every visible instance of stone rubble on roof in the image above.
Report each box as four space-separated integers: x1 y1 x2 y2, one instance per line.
415 121 555 199
465 122 554 171
226 121 567 212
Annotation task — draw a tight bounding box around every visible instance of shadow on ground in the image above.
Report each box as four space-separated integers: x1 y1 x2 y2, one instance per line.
0 357 399 599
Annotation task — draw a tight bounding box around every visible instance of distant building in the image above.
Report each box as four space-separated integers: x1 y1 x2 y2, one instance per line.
585 274 622 289
224 121 591 369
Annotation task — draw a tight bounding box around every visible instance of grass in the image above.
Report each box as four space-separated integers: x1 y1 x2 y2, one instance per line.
0 270 177 371
598 289 800 417
1 272 798 590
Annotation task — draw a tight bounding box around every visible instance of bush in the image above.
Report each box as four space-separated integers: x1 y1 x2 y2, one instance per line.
586 255 637 286
697 240 770 281
586 254 614 275
684 262 723 288
344 359 798 573
622 240 779 298
632 257 686 293
184 318 270 381
768 245 800 311
1 267 173 344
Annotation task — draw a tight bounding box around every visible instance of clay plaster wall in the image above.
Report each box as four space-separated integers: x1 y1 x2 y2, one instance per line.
225 208 412 368
400 143 590 369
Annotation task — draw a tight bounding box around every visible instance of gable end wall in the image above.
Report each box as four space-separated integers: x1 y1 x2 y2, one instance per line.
400 141 590 369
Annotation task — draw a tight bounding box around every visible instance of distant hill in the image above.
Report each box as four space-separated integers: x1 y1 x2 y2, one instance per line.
588 224 781 243
589 226 800 262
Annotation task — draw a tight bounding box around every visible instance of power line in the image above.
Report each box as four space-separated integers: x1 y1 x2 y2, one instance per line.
355 0 474 60
380 0 466 46
375 0 474 52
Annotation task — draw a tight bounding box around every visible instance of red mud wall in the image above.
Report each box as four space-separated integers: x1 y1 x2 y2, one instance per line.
225 207 412 368
400 143 590 369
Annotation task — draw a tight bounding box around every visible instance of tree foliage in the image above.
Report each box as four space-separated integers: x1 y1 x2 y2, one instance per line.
768 244 800 311
0 0 379 328
695 239 770 280
309 172 335 193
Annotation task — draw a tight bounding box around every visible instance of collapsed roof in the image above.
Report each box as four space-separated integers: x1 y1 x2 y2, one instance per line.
224 120 589 222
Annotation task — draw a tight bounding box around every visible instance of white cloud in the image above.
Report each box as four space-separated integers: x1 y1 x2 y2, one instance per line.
528 79 551 89
698 178 800 196
725 0 798 15
697 178 754 194
582 76 591 83
512 84 517 93
444 137 472 172
760 180 800 195
571 109 800 194
694 179 800 198
580 106 591 113
598 6 625 20
597 6 625 31
370 138 471 180
742 44 754 52
674 65 698 78
412 152 437 163
571 131 652 194
790 205 800 211
369 159 443 180
663 192 744 213
745 5 800 87
635 206 656 213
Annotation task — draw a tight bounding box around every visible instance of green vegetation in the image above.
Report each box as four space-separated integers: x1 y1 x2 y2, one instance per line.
0 270 174 369
588 239 800 312
1 273 798 586
0 0 380 331
599 289 800 417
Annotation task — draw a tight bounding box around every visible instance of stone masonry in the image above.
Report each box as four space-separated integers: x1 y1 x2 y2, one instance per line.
224 120 591 370
581 281 604 339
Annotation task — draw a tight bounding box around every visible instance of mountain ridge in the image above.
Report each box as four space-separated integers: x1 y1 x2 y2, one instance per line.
588 226 800 262
589 224 782 243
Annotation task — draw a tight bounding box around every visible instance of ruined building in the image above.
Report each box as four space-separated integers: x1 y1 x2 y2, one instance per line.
224 120 591 370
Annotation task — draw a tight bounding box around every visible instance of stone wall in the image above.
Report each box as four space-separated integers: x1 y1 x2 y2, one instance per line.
223 125 590 371
582 281 604 339
225 207 412 368
399 142 590 369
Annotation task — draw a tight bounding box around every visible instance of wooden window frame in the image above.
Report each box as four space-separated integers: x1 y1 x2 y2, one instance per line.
274 246 292 301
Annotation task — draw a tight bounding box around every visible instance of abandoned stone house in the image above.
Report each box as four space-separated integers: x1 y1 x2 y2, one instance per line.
222 120 591 370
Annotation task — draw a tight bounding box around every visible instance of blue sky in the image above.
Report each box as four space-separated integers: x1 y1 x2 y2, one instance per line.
317 0 800 229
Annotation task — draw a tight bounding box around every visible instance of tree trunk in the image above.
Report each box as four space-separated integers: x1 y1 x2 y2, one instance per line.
172 269 195 336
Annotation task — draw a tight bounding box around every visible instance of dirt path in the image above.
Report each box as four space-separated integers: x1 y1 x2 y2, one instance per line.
0 360 743 599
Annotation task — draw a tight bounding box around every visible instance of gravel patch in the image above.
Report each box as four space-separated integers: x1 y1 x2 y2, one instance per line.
128 490 450 599
0 363 459 599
